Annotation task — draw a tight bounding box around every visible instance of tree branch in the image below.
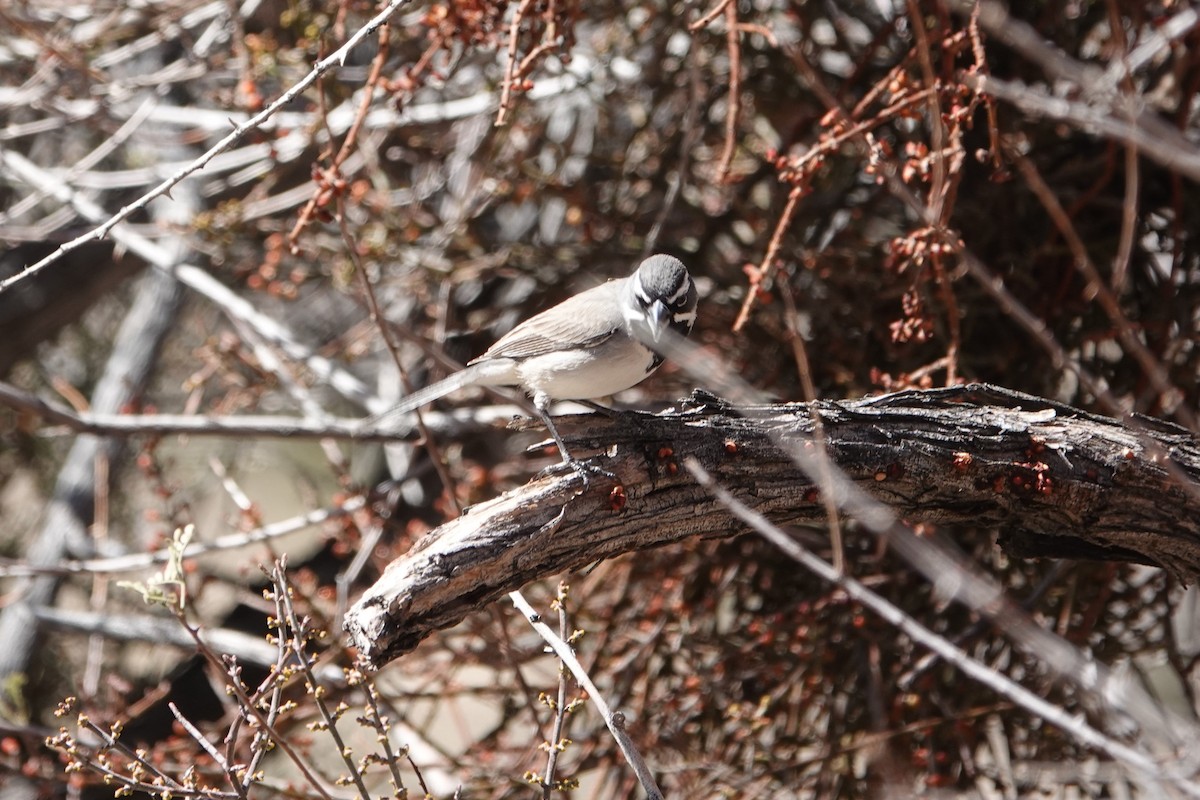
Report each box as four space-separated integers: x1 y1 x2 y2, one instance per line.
0 380 518 442
345 384 1200 667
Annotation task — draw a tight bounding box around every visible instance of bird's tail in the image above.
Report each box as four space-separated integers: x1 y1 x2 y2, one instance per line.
359 359 513 431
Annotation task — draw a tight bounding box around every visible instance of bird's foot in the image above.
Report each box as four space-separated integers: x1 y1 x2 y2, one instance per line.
539 456 617 489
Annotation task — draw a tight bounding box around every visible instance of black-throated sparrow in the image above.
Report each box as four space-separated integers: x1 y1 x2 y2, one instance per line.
372 253 698 476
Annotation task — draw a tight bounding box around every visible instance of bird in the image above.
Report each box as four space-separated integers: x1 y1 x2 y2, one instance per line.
371 253 698 479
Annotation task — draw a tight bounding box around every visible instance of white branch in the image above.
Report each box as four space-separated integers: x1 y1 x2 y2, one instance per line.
509 590 664 800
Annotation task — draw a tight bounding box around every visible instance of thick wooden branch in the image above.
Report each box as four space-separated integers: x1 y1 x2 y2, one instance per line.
344 384 1200 667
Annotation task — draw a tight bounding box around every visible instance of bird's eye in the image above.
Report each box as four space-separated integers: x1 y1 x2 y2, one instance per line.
664 281 691 306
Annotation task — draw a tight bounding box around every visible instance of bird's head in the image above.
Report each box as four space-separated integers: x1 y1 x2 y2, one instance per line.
624 254 698 344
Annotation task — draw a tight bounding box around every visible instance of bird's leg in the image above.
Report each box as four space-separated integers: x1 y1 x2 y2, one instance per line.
532 397 616 486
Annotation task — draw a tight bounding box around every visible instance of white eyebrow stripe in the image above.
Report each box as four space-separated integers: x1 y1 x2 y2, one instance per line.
666 282 691 304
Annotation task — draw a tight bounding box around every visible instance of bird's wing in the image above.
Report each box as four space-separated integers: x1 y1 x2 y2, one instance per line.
472 281 622 362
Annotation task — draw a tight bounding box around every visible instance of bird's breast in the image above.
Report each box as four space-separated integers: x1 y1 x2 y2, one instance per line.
515 338 660 401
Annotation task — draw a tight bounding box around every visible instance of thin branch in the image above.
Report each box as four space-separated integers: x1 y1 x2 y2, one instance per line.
238 578 291 791
509 590 664 800
288 21 392 247
339 202 461 514
275 565 373 800
0 497 365 577
34 605 346 680
717 0 741 182
733 185 802 331
541 582 575 796
168 702 235 775
731 81 939 332
688 0 732 32
179 612 337 800
1105 0 1140 296
497 0 538 126
0 379 517 443
959 71 1200 182
779 285 844 573
905 0 946 223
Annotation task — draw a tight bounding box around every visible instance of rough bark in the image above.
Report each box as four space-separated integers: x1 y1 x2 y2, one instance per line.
344 384 1200 667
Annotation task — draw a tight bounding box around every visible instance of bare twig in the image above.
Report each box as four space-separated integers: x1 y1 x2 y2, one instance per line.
959 71 1200 181
339 204 461 514
779 285 843 573
350 671 412 796
688 0 732 32
1104 0 1140 296
0 378 515 443
168 702 235 775
179 611 337 800
733 185 802 332
497 0 538 126
717 0 741 182
274 564 372 800
540 582 575 796
288 21 392 247
509 589 664 800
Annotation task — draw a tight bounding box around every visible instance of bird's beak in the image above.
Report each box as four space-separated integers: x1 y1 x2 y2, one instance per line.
650 300 671 342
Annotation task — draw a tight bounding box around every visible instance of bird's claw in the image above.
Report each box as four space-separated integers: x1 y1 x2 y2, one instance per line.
539 457 616 489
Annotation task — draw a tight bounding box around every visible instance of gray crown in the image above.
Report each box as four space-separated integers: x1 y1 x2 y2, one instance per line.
634 254 691 304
